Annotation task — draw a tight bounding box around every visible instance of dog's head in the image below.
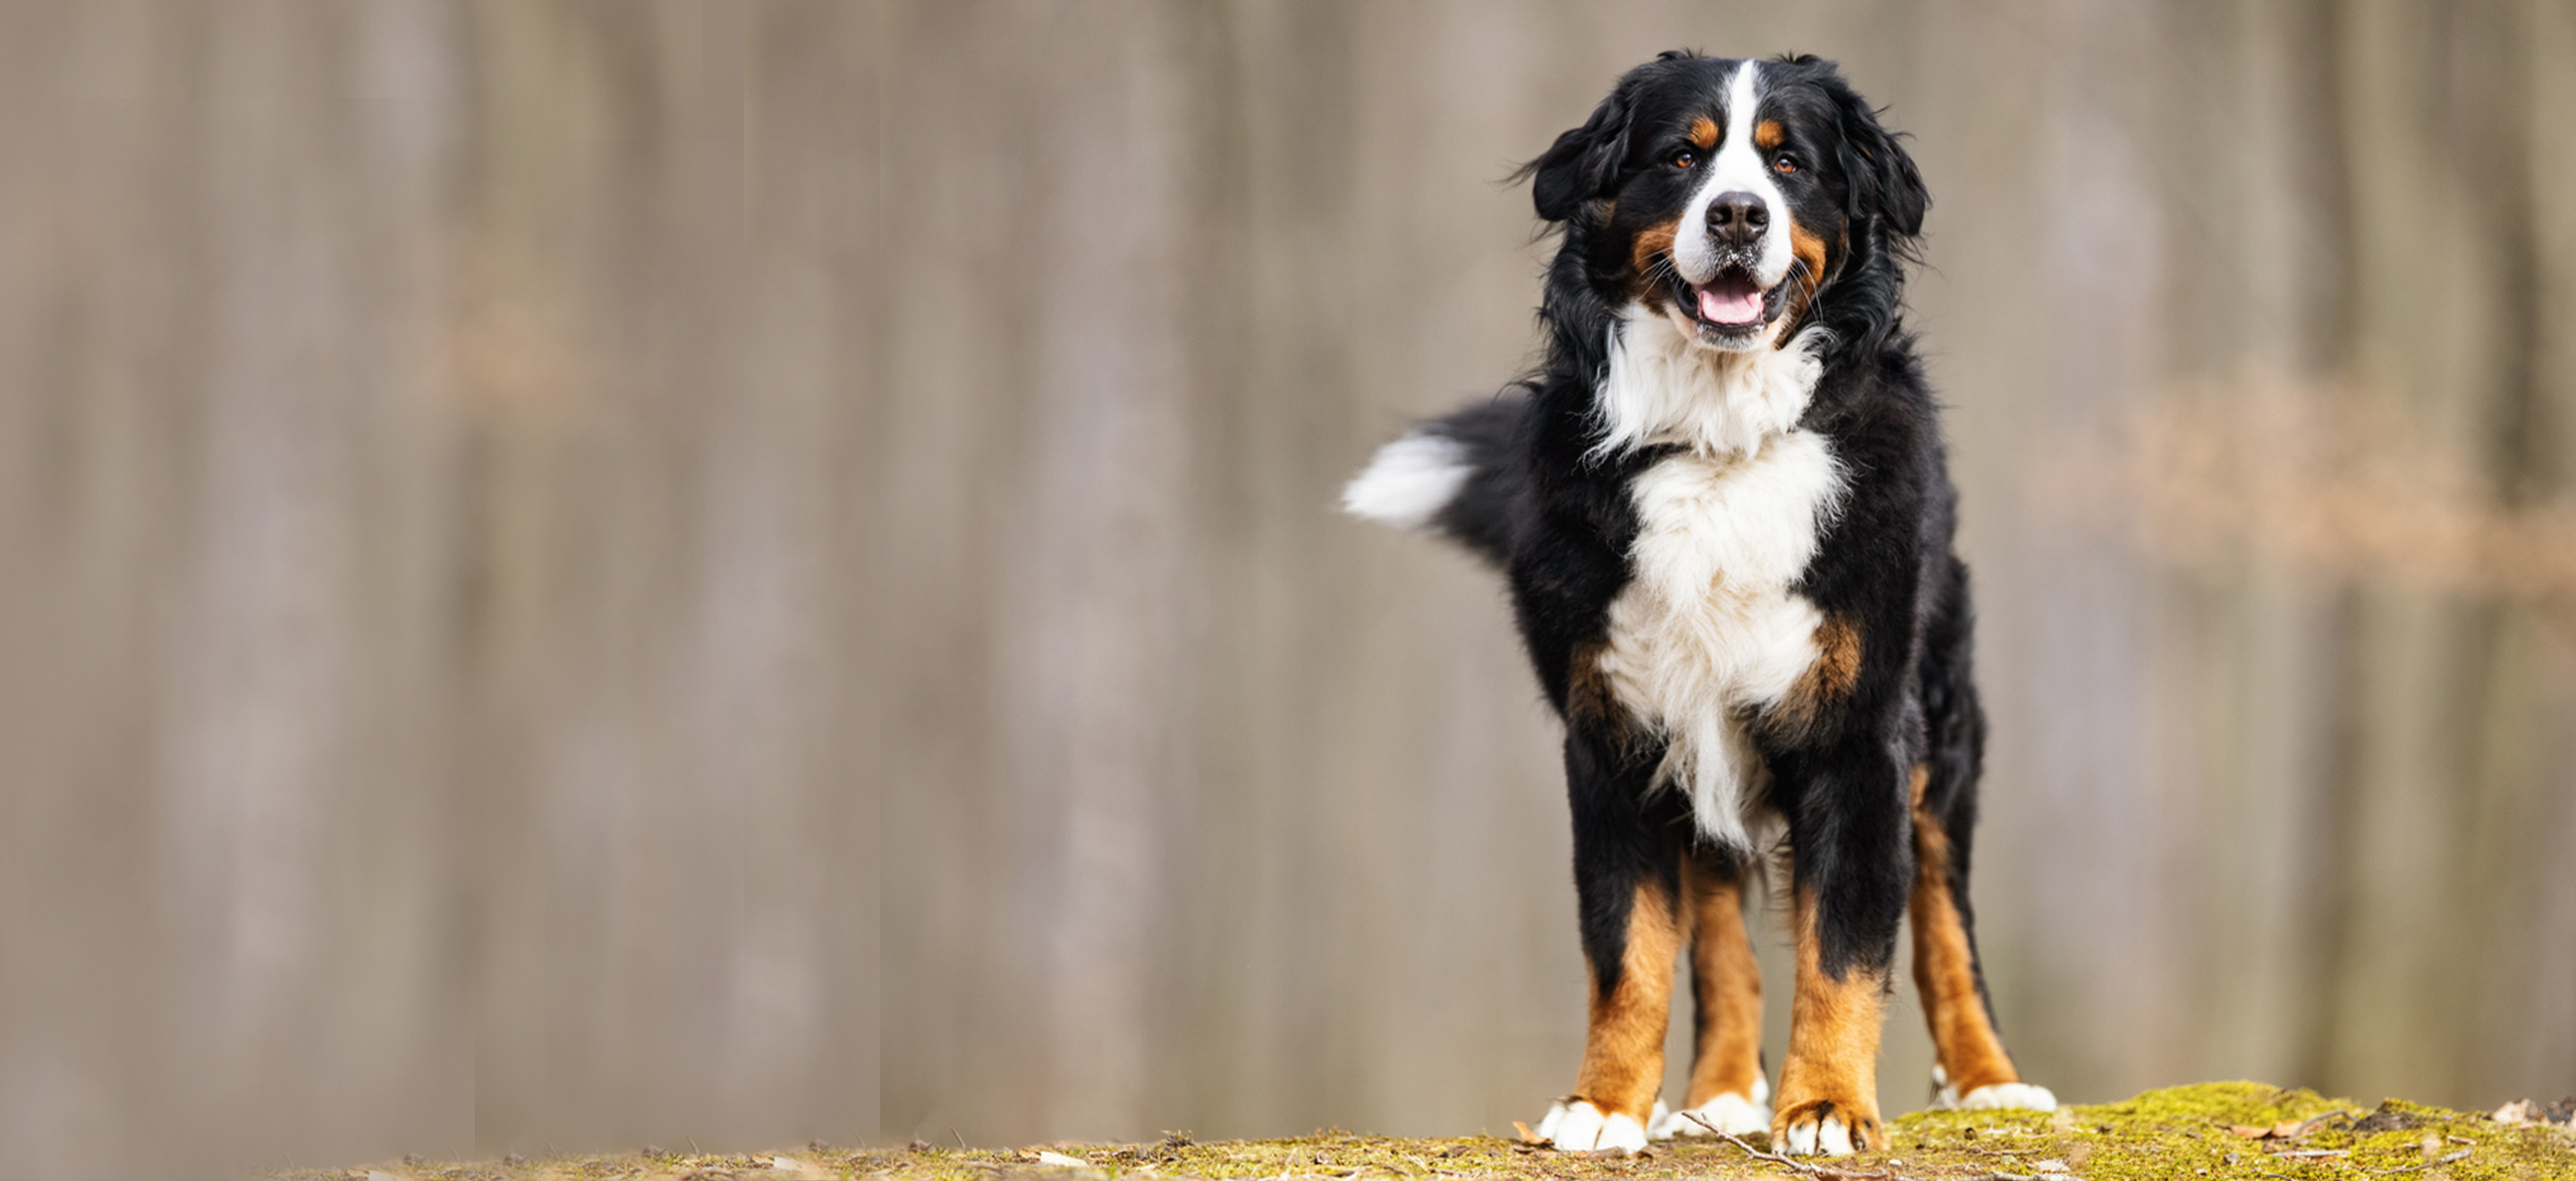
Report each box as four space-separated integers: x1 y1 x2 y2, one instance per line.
1521 52 1926 354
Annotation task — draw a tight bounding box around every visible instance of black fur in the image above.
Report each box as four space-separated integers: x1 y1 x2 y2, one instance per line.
1388 53 1981 998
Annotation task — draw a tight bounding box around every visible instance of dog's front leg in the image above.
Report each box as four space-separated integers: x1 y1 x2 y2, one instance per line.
1536 727 1682 1154
1770 745 1911 1156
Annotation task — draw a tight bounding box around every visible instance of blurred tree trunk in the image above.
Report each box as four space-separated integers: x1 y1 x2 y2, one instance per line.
1 5 2572 1178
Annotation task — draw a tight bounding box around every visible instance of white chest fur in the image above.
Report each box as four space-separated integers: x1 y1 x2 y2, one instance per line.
1592 309 1844 850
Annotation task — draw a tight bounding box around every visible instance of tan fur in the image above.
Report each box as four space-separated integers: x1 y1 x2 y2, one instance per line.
1773 886 1889 1151
1754 119 1785 150
1682 849 1764 1108
1778 221 1833 337
1688 116 1719 150
1564 641 1633 738
1911 765 2023 1096
1630 218 1681 304
1572 882 1682 1122
1767 612 1861 737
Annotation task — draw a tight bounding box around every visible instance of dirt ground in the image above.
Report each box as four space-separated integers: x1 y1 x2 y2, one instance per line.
274 1083 2576 1181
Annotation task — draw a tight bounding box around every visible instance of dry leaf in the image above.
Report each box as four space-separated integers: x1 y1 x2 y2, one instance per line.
1511 1122 1549 1146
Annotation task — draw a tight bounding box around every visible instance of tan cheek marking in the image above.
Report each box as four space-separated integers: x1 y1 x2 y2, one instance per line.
1755 120 1784 151
1767 612 1861 739
1791 222 1828 284
1629 218 1681 304
1689 116 1718 150
1911 772 2024 1097
1572 880 1682 1123
1682 850 1765 1108
1774 220 1834 341
1773 886 1890 1151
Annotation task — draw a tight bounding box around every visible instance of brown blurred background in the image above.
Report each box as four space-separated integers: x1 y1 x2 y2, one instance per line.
2 1 2572 1177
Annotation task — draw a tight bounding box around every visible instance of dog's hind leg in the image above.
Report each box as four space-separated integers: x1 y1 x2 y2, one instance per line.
1909 762 2053 1110
1911 557 2054 1112
1648 842 1770 1139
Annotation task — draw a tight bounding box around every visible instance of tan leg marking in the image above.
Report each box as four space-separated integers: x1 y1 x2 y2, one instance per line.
1772 886 1889 1151
1681 848 1764 1108
1572 880 1682 1123
1767 612 1860 739
1910 765 2021 1095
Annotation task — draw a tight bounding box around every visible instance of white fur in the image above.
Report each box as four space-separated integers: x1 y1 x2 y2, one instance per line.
1650 1075 1772 1139
1592 310 1841 850
1960 1082 2059 1112
1930 1065 2058 1112
1781 1111 1855 1157
1341 432 1470 530
1592 304 1824 460
1536 1099 1648 1154
1671 61 1794 293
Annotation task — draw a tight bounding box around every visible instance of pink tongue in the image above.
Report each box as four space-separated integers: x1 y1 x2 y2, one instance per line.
1698 285 1764 325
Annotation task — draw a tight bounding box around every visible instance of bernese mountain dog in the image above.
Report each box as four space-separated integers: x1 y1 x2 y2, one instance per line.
1343 52 2055 1157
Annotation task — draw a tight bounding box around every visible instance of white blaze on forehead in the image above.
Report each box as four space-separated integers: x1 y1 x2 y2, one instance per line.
1671 60 1793 289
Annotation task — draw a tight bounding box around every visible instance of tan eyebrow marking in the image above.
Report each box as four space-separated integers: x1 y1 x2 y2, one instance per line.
1755 119 1785 150
1688 117 1719 150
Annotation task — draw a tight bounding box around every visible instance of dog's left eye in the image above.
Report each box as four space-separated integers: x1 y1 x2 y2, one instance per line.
1671 148 1699 169
1772 153 1799 174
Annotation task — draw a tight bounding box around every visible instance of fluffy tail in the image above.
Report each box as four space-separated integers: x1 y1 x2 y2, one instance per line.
1340 391 1530 567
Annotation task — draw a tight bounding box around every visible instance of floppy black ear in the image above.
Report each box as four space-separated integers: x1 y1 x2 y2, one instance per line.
1828 81 1928 246
1521 85 1635 223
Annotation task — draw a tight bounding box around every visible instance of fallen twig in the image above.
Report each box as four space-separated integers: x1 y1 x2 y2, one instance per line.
1685 1115 1819 1175
1684 1117 1892 1180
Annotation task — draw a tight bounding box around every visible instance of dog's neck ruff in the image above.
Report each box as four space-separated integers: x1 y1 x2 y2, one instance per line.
1593 304 1826 461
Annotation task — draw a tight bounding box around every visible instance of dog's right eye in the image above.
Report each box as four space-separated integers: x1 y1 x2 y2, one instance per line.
1670 149 1698 169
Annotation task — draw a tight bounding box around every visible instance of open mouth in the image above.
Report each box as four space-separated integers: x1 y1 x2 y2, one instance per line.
1675 265 1788 338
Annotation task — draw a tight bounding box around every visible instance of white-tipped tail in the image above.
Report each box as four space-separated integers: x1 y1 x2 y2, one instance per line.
1341 432 1471 531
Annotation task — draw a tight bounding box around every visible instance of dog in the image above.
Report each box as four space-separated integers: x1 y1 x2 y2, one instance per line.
1342 52 2055 1157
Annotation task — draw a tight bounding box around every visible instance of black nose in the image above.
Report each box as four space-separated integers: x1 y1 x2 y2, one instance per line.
1707 191 1768 245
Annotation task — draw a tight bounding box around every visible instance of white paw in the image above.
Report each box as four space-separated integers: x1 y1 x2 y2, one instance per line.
1960 1082 2058 1111
1650 1088 1771 1139
1535 1099 1648 1153
1779 1111 1855 1157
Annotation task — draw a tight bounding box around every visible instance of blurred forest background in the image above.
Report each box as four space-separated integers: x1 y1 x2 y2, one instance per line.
1 1 2572 1177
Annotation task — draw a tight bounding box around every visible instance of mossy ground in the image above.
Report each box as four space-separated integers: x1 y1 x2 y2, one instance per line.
273 1083 2576 1181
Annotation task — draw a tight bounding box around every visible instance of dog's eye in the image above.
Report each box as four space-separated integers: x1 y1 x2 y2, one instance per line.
1772 153 1799 174
1671 149 1698 169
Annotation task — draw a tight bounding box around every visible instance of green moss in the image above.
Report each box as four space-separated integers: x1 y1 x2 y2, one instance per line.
270 1084 2576 1181
1885 1083 2575 1181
